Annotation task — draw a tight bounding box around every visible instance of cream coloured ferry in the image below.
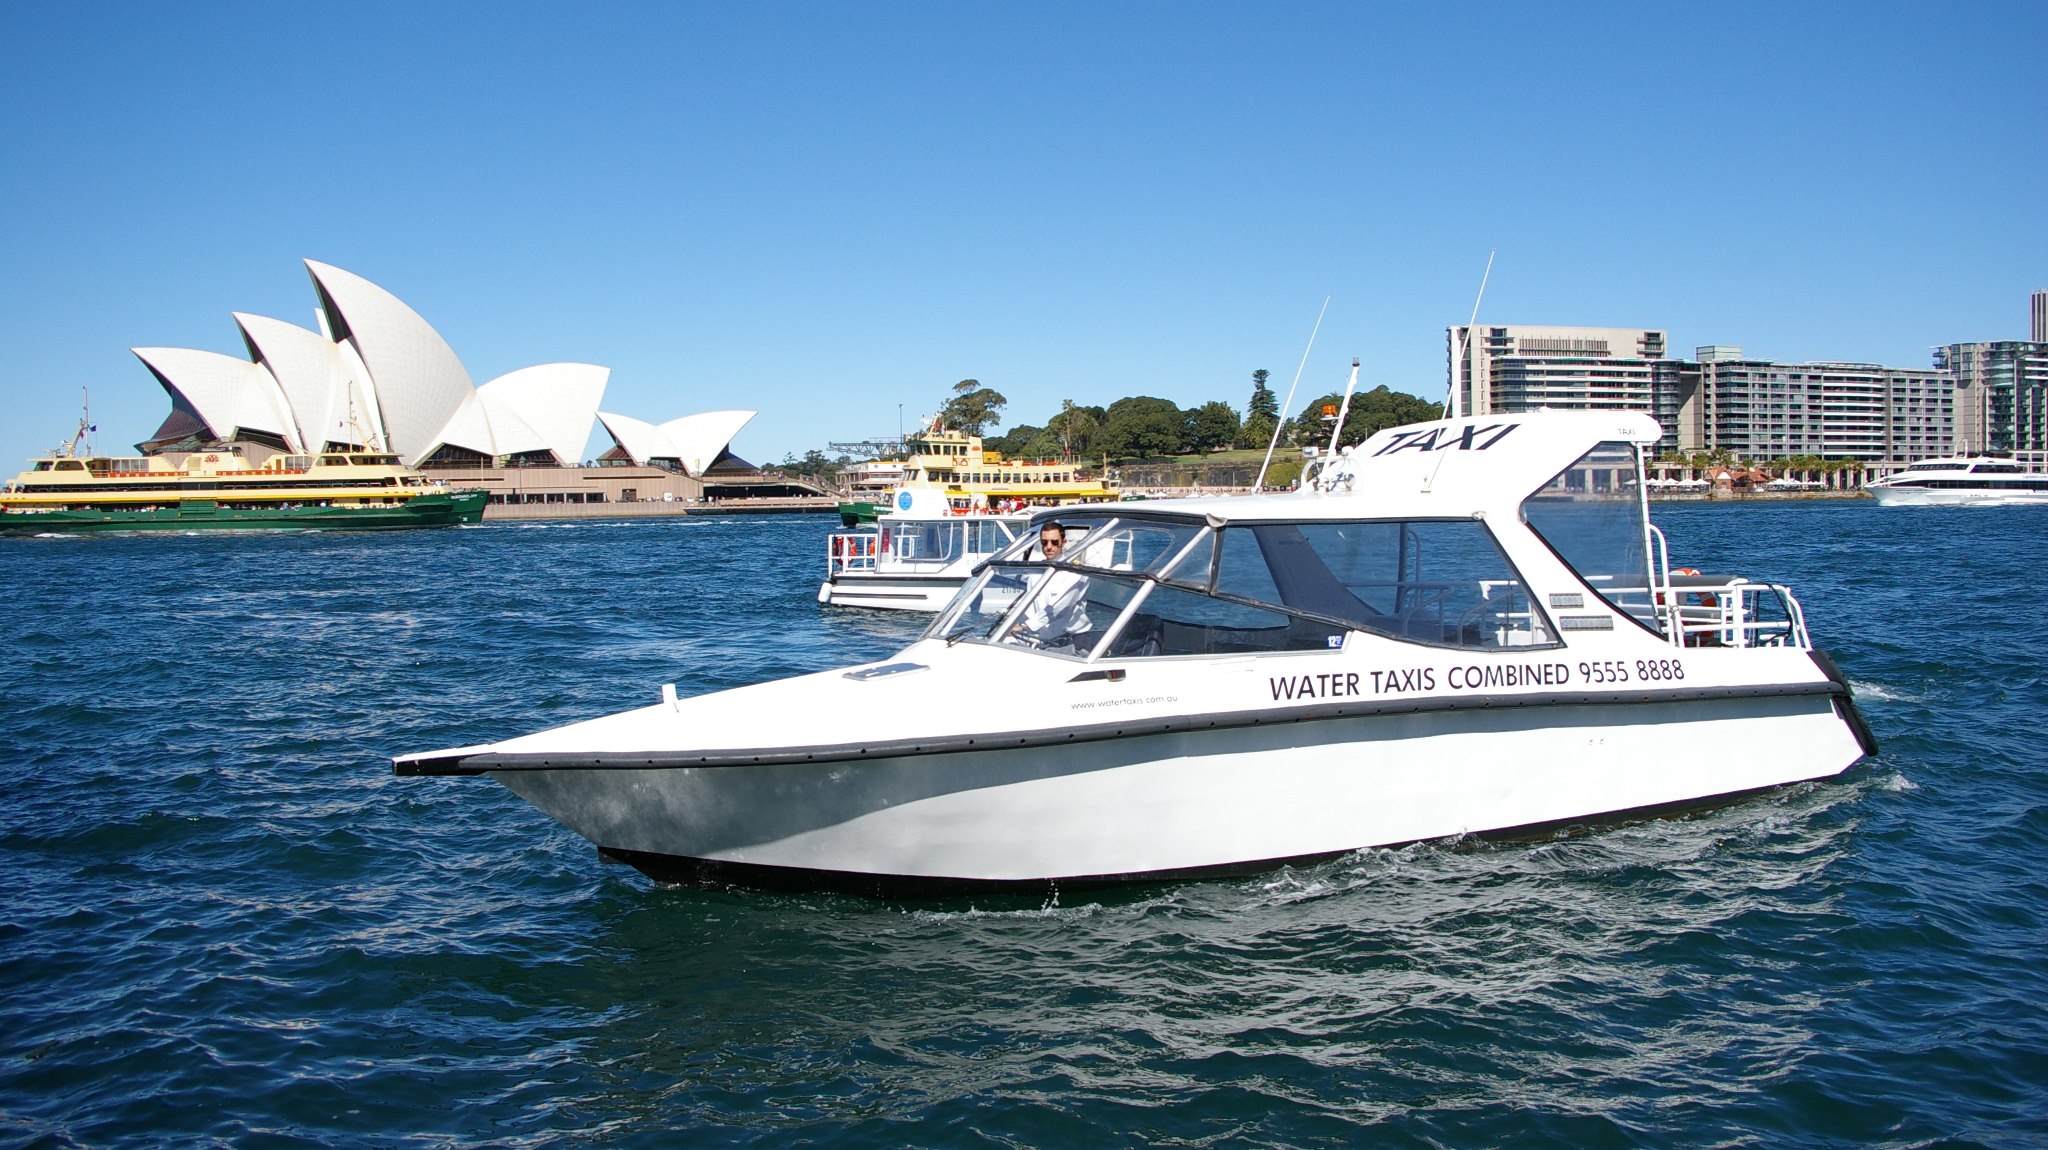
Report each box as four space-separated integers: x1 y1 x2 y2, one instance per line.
0 446 486 532
838 421 1117 525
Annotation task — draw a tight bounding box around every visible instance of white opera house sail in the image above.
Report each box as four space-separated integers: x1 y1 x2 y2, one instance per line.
120 259 750 476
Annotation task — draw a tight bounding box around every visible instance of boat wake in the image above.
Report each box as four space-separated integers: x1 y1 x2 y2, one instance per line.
1849 679 1915 702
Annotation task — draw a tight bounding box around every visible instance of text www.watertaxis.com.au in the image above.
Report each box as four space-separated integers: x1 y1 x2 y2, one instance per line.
1070 696 1179 710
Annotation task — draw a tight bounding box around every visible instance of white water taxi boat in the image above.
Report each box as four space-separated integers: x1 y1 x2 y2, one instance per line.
819 487 1033 611
1865 457 2048 506
398 410 1877 895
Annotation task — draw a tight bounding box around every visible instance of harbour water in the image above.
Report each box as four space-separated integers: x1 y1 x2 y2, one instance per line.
2 504 2043 1146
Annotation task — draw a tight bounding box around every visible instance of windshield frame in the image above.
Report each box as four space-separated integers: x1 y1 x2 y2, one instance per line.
926 509 1556 657
1518 440 1664 640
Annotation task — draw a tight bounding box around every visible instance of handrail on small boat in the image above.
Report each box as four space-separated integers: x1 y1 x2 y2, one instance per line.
826 530 880 575
1652 577 1809 649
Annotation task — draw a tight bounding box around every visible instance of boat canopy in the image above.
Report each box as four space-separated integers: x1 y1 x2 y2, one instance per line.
928 411 1679 660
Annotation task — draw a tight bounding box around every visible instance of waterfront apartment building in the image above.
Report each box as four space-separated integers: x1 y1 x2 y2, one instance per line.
1689 349 1953 464
1445 326 1954 464
1938 339 2048 464
1445 325 1689 452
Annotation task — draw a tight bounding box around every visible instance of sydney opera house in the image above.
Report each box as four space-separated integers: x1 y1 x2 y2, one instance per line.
129 260 813 508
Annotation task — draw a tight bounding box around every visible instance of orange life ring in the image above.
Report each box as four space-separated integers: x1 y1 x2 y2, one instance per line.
1670 567 1719 608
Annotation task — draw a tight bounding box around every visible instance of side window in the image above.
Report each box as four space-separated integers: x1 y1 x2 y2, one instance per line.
1109 585 1341 658
1159 530 1213 588
1214 527 1284 602
1522 440 1658 631
1296 522 1552 648
1213 522 1553 649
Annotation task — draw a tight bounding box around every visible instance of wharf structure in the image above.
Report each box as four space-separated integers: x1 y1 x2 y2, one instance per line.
95 259 823 519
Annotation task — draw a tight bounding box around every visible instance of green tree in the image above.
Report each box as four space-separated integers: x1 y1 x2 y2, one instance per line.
1015 427 1064 461
774 448 847 484
1239 413 1277 451
1049 400 1103 460
983 424 1043 457
939 378 1008 435
1292 385 1439 449
1186 400 1241 454
1247 369 1277 421
1098 396 1188 459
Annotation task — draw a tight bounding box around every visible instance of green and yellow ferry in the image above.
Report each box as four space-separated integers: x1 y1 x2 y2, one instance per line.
837 423 1117 526
0 446 486 534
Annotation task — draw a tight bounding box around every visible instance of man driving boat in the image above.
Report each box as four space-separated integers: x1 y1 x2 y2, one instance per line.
1008 521 1094 650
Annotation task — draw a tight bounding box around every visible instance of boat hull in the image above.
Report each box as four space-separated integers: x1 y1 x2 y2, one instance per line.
836 501 883 527
816 572 968 611
0 490 488 533
491 690 1869 892
1868 485 2048 507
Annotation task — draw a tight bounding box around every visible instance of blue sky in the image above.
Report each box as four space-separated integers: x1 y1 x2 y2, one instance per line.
2 2 2041 469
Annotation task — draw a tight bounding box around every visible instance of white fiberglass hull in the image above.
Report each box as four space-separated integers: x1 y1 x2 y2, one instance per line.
483 690 1866 892
816 573 966 611
1869 485 2048 507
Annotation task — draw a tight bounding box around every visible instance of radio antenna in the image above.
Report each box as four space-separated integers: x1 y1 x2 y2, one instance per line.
1445 250 1495 419
1254 295 1330 493
1326 357 1361 458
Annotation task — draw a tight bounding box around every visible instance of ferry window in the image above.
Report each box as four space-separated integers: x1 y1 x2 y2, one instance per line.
1213 521 1553 649
1521 440 1658 631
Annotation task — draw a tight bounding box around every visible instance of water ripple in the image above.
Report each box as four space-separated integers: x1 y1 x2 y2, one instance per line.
2 506 2044 1146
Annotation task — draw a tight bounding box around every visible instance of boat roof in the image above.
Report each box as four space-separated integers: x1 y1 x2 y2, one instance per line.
1045 410 1662 525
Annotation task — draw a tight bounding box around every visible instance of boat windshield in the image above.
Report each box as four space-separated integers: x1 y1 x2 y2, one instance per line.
930 512 1554 657
1521 440 1659 634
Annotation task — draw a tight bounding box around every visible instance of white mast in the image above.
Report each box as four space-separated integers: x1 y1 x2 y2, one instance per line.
1254 296 1330 493
1325 358 1361 458
1446 250 1495 420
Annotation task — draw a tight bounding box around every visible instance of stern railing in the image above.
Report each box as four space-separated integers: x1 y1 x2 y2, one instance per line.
826 531 879 576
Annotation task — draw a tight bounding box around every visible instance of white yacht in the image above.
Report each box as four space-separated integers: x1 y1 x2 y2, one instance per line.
398 411 1878 895
818 487 1032 611
1865 457 2048 506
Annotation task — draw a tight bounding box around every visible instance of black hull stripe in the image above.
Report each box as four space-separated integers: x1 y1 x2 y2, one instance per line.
396 678 1852 776
595 780 1803 899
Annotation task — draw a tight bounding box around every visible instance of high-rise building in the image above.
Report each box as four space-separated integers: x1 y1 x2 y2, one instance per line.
1445 325 1687 451
1692 350 1952 463
2032 290 2046 343
1937 340 2048 463
1442 324 1951 462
